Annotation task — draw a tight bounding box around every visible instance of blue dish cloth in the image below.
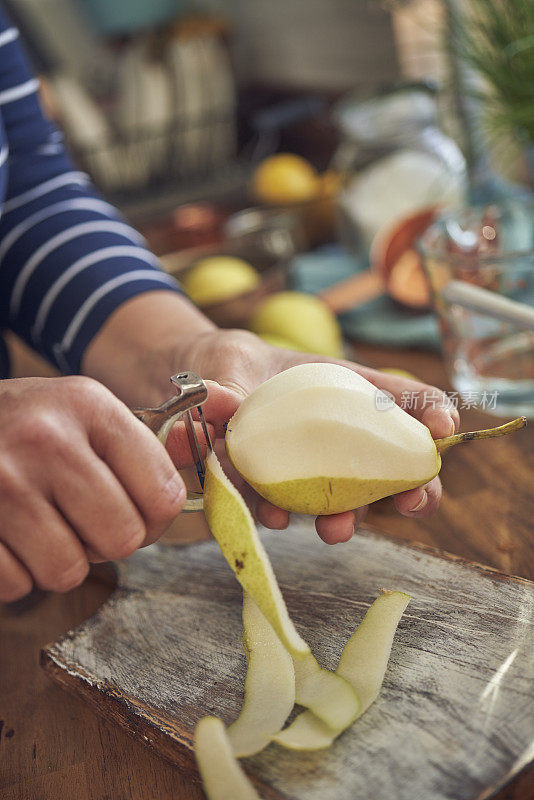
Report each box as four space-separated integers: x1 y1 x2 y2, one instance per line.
289 246 441 350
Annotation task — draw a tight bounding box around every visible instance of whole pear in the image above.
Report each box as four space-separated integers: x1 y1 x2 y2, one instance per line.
250 293 343 358
183 256 260 307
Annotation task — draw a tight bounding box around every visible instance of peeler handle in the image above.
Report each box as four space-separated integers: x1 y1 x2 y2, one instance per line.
132 372 209 512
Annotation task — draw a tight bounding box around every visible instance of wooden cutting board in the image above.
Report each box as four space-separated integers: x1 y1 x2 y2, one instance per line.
41 522 534 800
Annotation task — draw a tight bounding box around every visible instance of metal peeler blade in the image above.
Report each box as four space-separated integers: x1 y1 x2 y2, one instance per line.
132 372 212 510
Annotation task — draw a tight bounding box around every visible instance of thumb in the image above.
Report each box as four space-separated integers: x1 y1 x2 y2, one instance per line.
201 380 245 436
165 381 243 467
217 378 249 399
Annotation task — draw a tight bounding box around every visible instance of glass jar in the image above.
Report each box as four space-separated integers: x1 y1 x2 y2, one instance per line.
419 199 534 418
333 83 468 253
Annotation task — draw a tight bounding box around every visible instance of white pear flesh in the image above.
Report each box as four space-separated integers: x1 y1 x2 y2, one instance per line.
203 450 310 658
226 363 440 515
273 590 410 750
336 589 411 710
228 594 359 742
271 710 336 751
203 453 358 726
227 594 295 757
292 652 360 730
194 716 260 800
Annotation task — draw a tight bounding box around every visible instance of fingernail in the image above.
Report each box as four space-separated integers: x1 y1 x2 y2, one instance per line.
409 492 428 513
446 416 455 436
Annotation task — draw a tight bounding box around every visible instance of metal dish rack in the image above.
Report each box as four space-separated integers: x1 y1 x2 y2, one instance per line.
63 92 326 220
67 110 254 219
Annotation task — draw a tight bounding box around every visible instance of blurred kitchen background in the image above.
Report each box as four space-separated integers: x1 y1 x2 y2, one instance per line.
7 0 534 418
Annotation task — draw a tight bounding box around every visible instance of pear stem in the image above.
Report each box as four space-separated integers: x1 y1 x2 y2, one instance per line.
435 416 527 455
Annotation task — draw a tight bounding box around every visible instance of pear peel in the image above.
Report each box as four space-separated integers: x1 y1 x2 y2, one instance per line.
226 595 360 759
293 652 360 731
227 594 295 758
193 593 410 798
203 452 362 727
273 590 410 751
195 716 260 800
336 589 410 712
203 450 309 658
270 709 335 751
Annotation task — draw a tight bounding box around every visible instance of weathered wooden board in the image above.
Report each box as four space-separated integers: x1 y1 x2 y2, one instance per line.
41 522 534 800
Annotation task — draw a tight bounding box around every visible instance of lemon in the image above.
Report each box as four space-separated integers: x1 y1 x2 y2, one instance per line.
183 256 260 307
252 153 319 205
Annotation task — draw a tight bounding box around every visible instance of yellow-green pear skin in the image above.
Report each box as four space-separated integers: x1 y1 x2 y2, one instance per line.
226 363 441 516
183 256 260 307
258 332 309 353
249 292 343 357
203 450 310 658
227 594 295 758
194 716 260 800
243 473 440 516
273 590 411 751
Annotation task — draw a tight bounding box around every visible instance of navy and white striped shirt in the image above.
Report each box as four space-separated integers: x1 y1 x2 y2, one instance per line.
0 8 182 378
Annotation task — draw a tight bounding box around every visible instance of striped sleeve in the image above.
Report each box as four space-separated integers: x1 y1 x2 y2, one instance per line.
0 8 182 375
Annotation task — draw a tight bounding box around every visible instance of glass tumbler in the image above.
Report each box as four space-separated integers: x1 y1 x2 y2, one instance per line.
419 200 534 418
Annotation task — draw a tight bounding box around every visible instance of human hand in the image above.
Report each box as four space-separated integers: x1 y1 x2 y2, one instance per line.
172 329 460 544
0 376 223 602
80 293 459 547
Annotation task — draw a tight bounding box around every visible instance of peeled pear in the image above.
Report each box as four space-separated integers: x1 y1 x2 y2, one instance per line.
226 363 526 516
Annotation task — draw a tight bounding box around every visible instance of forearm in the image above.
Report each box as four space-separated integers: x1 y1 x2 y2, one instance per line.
81 290 216 406
0 11 184 377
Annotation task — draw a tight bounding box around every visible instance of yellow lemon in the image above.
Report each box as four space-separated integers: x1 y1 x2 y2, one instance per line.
252 153 319 205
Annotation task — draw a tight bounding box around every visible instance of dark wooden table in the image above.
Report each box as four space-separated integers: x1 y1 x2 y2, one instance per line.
1 343 533 800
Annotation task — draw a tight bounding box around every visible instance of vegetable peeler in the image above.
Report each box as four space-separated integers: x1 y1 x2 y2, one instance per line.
132 372 212 511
